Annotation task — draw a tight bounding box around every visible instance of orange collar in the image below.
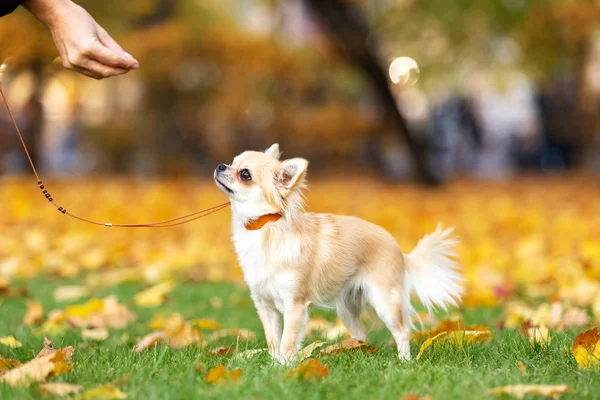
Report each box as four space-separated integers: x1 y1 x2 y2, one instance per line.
244 213 282 230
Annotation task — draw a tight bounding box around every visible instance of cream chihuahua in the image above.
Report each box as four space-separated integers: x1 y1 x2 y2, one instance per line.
214 144 462 364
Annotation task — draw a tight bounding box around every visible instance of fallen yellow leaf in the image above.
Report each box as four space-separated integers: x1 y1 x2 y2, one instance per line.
204 365 243 384
285 359 329 381
82 328 110 341
53 285 90 302
297 341 326 361
416 332 448 360
23 300 44 326
487 384 570 399
80 384 128 399
195 319 222 330
0 336 22 348
572 327 600 369
517 361 527 376
134 281 176 308
40 382 82 396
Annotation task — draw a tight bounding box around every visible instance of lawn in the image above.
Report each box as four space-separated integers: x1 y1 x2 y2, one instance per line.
0 277 597 400
0 176 599 399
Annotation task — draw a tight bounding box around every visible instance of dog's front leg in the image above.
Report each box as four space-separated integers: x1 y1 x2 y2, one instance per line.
278 301 309 364
254 299 282 359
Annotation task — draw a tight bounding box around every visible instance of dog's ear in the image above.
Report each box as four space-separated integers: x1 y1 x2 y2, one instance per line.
277 158 308 193
264 143 281 160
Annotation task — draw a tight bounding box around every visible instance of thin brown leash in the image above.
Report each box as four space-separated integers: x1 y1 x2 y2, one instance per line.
0 85 230 227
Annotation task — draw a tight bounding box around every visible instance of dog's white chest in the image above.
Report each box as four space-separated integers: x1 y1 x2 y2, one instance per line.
232 228 301 310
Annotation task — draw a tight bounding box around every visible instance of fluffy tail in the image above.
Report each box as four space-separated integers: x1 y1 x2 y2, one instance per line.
404 225 463 314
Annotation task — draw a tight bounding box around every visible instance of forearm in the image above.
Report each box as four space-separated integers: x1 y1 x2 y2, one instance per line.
21 0 73 26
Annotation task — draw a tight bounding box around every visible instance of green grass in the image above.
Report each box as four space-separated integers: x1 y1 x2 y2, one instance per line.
1 278 598 399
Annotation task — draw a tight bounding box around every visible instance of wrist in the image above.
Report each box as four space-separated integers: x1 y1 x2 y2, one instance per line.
22 0 74 26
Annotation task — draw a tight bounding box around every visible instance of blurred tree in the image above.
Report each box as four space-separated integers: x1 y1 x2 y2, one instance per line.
374 0 600 163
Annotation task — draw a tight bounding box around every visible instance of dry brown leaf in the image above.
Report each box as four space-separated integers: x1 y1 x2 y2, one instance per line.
82 328 110 341
572 327 600 369
285 359 329 381
80 384 128 399
209 346 236 356
319 338 377 356
204 365 243 384
133 281 176 308
487 384 570 399
0 336 22 348
134 331 167 353
53 285 90 302
0 355 55 387
36 337 74 360
517 361 527 376
24 300 44 326
39 382 82 396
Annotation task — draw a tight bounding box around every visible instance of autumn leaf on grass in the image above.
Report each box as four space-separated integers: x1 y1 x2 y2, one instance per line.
24 300 44 326
40 382 82 396
79 384 128 399
204 365 243 384
416 332 448 360
517 361 527 376
0 355 55 387
236 348 268 359
195 319 222 330
55 296 136 330
296 341 326 362
522 322 551 346
0 338 74 387
319 338 378 356
36 337 74 360
415 319 493 360
209 346 236 356
487 384 570 399
285 359 328 381
0 358 20 378
82 328 109 341
53 285 90 302
134 332 167 353
0 336 22 348
134 281 176 308
572 327 600 369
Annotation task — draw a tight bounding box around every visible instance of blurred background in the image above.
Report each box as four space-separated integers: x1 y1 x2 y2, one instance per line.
1 0 599 181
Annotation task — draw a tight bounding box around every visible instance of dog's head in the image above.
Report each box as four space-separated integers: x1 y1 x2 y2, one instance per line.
214 144 308 217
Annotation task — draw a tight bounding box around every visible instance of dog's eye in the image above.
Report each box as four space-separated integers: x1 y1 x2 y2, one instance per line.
239 169 252 182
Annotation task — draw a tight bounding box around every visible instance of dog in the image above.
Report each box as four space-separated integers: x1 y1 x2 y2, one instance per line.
214 144 462 364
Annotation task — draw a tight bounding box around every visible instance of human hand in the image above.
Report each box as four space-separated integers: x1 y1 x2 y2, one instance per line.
23 0 139 79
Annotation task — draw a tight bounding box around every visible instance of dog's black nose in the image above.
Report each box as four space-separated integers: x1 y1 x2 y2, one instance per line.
217 164 227 172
